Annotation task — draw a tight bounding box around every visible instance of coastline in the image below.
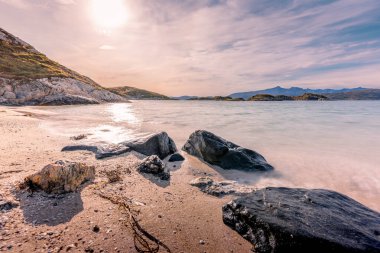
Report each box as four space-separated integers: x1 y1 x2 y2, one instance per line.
0 106 252 252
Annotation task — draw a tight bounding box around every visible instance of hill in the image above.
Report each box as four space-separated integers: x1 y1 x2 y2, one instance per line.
324 89 380 100
107 86 170 100
229 86 367 99
0 27 126 105
248 93 328 101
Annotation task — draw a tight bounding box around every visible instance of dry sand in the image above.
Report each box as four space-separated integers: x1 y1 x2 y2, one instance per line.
0 106 252 253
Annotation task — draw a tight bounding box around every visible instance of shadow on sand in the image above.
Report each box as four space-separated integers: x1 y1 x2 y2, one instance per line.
15 185 88 226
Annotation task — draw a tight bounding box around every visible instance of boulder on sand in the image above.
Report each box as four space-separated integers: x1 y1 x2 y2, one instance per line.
182 130 273 171
121 132 177 159
24 160 95 194
222 187 380 253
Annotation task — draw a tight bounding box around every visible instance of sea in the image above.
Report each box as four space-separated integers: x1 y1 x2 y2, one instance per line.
38 100 380 211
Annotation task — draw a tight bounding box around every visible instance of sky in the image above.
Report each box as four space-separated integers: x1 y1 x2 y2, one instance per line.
0 0 379 96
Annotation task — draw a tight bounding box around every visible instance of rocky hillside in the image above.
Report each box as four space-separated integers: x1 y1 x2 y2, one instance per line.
108 86 170 100
0 28 126 105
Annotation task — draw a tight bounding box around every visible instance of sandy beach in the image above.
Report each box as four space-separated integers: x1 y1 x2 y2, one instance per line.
0 106 252 253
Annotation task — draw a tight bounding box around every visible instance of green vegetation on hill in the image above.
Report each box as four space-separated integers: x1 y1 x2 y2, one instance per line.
0 28 100 87
248 93 328 101
108 86 170 100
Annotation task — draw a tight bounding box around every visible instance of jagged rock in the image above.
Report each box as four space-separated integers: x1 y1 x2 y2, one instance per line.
61 144 130 159
24 160 95 193
182 130 273 171
190 177 254 196
121 132 177 159
137 155 165 174
137 155 170 180
222 187 380 253
168 153 185 162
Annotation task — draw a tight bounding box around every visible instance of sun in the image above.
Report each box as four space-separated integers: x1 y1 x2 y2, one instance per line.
90 0 128 29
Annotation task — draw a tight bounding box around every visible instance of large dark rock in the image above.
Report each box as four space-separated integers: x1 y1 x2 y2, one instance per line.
121 132 177 159
222 187 380 253
182 130 273 171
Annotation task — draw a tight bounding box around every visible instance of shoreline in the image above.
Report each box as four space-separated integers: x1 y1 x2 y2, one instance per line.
0 107 252 252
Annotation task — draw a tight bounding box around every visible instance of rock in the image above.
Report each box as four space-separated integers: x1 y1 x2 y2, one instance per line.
168 153 185 162
190 177 254 196
137 155 170 180
23 160 95 193
121 132 177 159
3 91 16 99
0 200 18 211
95 144 131 159
137 155 165 174
182 130 273 171
61 144 130 159
222 187 380 253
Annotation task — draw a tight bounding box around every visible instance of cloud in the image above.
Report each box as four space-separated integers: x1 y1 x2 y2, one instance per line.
99 45 115 50
0 0 379 95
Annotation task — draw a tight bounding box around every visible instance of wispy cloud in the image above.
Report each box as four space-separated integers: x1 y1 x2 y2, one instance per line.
0 0 379 95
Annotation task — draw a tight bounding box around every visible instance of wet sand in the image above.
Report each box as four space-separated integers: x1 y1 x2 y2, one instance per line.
0 107 252 252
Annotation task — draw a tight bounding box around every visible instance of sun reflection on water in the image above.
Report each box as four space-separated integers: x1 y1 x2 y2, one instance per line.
108 103 140 124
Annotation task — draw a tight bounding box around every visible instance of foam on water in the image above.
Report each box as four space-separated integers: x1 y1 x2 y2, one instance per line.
38 100 380 211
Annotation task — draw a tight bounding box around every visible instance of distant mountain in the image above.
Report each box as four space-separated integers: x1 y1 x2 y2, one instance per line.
188 96 244 101
324 89 380 100
0 27 126 105
229 86 367 99
107 86 170 100
172 95 199 100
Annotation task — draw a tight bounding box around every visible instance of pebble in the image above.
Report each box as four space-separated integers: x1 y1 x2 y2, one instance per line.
92 225 100 233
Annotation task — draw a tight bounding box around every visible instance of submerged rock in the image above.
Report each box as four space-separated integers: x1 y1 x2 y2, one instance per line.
222 187 380 253
121 132 177 159
168 153 185 162
61 144 130 159
182 130 273 171
24 160 95 193
137 155 170 180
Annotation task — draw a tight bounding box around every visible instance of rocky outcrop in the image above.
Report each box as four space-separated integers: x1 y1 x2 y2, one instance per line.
137 155 170 180
121 132 177 159
0 27 127 105
182 130 273 171
222 187 380 253
0 77 126 105
23 160 95 194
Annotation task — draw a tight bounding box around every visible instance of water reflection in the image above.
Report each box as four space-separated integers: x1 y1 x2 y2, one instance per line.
108 103 140 124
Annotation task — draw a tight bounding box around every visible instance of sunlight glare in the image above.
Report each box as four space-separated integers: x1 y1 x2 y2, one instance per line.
90 0 128 29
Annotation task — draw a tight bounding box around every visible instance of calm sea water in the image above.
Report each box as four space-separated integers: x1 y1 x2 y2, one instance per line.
39 101 380 211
